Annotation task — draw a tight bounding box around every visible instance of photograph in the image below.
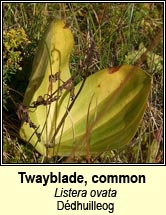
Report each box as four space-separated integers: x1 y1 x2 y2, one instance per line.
2 2 164 164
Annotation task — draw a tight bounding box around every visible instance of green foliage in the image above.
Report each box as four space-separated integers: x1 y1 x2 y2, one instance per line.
125 43 163 72
3 27 30 76
3 27 30 109
3 3 163 163
19 20 151 157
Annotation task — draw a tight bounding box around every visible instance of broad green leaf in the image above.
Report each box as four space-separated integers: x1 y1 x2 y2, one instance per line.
20 20 151 158
23 20 74 106
47 65 151 157
20 20 74 156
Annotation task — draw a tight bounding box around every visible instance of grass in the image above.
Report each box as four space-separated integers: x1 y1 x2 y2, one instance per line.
2 2 163 163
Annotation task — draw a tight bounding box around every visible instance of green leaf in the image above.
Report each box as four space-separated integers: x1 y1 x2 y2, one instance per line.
49 65 151 157
23 20 74 106
20 20 74 156
20 20 151 158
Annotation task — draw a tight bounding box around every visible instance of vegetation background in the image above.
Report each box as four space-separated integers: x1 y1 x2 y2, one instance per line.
3 2 163 163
